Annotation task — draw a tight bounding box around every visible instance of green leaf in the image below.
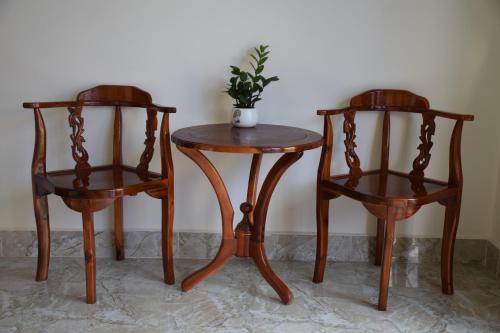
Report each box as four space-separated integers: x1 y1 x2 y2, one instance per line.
238 94 249 106
258 56 268 65
226 45 277 107
239 72 248 81
230 65 241 75
261 76 278 87
253 83 263 93
242 81 252 90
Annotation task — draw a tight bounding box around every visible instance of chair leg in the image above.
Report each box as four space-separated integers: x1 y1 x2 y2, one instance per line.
33 194 50 281
114 198 124 261
378 209 396 311
374 219 385 266
313 197 329 283
441 200 460 295
162 196 175 285
82 209 96 304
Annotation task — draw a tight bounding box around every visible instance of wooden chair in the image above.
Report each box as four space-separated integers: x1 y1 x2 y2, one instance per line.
23 85 176 304
313 89 474 310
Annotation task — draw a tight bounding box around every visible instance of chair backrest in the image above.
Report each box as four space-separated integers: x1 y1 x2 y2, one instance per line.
349 89 429 111
69 85 162 178
77 85 152 105
342 89 435 179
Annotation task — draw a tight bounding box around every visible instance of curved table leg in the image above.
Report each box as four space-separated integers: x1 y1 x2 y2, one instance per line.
177 146 236 292
251 152 303 304
235 154 262 257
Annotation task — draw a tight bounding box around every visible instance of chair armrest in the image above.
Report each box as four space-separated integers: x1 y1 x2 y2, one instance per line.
428 109 474 121
23 101 177 113
23 101 82 109
150 104 177 113
317 107 350 116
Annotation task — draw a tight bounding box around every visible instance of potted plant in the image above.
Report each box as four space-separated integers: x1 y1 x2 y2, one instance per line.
225 45 279 127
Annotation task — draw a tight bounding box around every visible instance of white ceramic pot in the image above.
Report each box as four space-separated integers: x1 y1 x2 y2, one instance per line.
232 108 258 127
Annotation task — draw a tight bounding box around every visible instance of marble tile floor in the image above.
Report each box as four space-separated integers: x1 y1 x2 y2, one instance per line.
0 258 499 332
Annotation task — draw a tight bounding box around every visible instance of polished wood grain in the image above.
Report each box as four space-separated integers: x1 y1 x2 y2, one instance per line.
378 206 397 311
112 106 124 260
136 109 158 176
176 146 236 292
24 84 175 114
160 112 175 284
441 119 465 295
235 154 262 257
81 202 96 304
173 124 321 304
67 105 91 181
313 116 334 283
410 113 436 178
24 85 176 303
247 154 262 215
171 124 322 153
343 110 362 178
31 108 51 281
314 89 474 311
77 85 152 104
375 111 391 266
35 165 164 199
321 171 454 206
250 151 303 304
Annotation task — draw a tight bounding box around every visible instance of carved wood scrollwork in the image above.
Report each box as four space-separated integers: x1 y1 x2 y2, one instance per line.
343 110 362 178
136 109 158 176
410 177 427 196
68 106 91 187
410 113 436 178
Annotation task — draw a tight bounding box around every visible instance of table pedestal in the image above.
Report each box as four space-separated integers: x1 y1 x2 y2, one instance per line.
177 146 303 304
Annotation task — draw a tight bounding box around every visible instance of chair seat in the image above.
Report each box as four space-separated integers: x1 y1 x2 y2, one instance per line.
34 165 166 199
320 170 457 206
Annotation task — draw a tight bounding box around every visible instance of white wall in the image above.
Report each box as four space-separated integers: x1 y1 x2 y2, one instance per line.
492 171 500 248
1 0 499 240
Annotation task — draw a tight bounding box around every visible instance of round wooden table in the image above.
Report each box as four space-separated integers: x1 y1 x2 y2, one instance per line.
172 124 322 304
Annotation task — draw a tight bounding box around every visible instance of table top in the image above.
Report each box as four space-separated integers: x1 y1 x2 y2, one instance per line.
171 124 323 153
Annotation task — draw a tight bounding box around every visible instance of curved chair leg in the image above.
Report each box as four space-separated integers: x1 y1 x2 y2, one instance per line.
33 193 50 281
176 146 236 292
114 198 124 261
251 152 303 305
82 207 96 304
441 198 460 295
313 195 329 283
374 218 386 266
378 207 397 311
162 195 175 285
